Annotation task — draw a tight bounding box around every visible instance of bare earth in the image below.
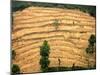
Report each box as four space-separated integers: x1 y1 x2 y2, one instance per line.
12 6 96 73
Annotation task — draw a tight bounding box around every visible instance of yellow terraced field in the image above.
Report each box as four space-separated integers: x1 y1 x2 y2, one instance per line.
12 6 96 73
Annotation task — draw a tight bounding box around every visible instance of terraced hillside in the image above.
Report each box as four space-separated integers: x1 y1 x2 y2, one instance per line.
12 6 96 73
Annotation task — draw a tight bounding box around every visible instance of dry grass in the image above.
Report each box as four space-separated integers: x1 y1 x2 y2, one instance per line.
12 6 96 73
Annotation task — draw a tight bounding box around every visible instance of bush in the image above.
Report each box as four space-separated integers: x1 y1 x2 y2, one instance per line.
53 19 60 30
12 64 20 75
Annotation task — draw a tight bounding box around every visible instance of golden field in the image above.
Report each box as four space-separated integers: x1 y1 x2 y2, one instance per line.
12 6 96 73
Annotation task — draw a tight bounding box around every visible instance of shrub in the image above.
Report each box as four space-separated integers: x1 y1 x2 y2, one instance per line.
12 64 20 75
53 19 60 30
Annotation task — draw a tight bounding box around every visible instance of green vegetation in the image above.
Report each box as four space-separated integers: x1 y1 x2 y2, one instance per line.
86 34 96 54
12 50 16 60
12 1 96 17
12 64 20 75
40 40 50 57
53 19 60 30
85 34 96 68
40 40 50 72
88 34 96 47
40 57 50 72
12 1 32 12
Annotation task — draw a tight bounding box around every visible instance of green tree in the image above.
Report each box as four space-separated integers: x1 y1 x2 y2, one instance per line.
12 64 20 75
40 40 50 72
88 34 96 47
86 34 96 54
12 50 16 60
40 40 50 57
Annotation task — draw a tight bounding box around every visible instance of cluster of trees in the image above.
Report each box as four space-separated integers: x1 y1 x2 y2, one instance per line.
40 40 50 72
12 1 96 17
12 1 32 12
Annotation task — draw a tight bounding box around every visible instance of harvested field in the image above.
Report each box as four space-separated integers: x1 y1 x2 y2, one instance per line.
12 6 96 73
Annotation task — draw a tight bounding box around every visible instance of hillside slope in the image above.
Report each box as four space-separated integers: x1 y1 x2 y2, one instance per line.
12 6 96 73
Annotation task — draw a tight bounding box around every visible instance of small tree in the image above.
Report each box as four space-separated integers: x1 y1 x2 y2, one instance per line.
53 19 60 30
40 40 50 72
12 64 20 75
12 50 16 60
